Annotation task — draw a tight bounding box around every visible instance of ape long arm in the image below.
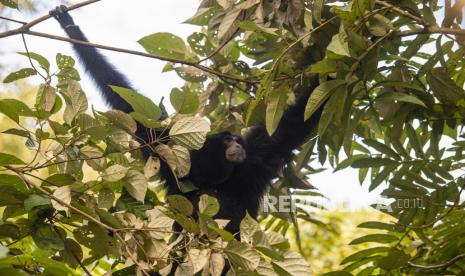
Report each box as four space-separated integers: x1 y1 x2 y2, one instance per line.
243 77 321 168
51 6 134 113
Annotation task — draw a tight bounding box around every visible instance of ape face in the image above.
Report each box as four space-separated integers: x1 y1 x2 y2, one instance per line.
199 132 246 163
224 134 246 163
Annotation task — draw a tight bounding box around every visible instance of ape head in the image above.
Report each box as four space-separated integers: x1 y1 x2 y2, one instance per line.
188 132 246 185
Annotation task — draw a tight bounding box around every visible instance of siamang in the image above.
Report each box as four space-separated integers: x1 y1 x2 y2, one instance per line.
50 6 323 234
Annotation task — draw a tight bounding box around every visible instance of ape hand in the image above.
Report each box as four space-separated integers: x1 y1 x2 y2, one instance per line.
49 5 75 27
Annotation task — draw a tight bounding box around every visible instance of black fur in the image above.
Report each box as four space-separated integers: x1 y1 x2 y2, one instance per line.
51 6 321 234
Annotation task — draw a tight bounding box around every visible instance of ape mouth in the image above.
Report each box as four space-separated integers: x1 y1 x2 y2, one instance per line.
226 150 246 163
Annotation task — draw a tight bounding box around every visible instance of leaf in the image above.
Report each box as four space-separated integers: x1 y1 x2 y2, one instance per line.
351 158 398 168
188 248 210 274
155 144 177 171
138 32 187 60
169 117 210 150
426 67 465 105
170 88 200 114
376 249 410 270
98 188 115 209
172 145 191 178
2 128 29 137
266 85 289 135
377 92 426 107
327 33 351 57
349 234 398 245
0 152 25 166
18 52 50 71
224 240 260 271
24 194 51 211
304 79 346 121
52 186 72 215
123 170 148 203
362 139 401 160
0 98 34 123
175 66 207 83
44 174 76 187
271 251 312 276
184 7 215 26
56 53 75 69
103 110 137 133
240 213 260 243
341 247 390 265
199 194 220 217
144 156 161 178
101 164 129 182
110 86 161 123
36 84 57 112
0 174 27 193
96 209 124 229
218 8 242 42
318 83 347 137
61 81 88 124
3 68 36 83
166 194 194 216
79 145 105 171
0 0 18 8
60 239 83 269
210 252 225 276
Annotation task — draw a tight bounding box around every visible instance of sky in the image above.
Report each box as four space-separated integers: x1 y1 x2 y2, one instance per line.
1 0 385 209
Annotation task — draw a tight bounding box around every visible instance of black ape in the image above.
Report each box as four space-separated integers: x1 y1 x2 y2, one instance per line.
51 6 322 233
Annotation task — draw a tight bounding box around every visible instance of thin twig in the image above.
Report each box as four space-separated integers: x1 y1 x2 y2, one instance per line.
375 0 427 26
408 253 465 270
3 165 116 233
0 16 26 25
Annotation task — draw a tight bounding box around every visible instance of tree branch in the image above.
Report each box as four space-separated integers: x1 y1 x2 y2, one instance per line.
375 0 427 26
408 253 465 270
0 0 257 84
3 165 116 233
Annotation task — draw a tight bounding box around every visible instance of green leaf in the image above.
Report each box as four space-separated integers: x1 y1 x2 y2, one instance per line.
341 247 390 265
103 110 137 133
0 0 18 8
101 164 129 182
56 53 75 69
377 91 426 107
183 7 215 26
304 79 346 121
3 68 36 83
2 128 30 137
43 174 76 187
96 209 124 229
61 81 88 124
0 174 27 192
224 240 260 271
351 158 398 168
170 88 200 114
18 52 50 71
327 32 351 57
426 67 465 105
266 85 289 135
110 86 161 122
357 221 399 231
0 152 25 166
166 194 194 216
123 170 148 203
376 249 410 270
169 117 210 150
138 32 187 60
362 139 401 160
271 251 312 276
349 234 398 245
0 98 34 123
240 212 260 243
199 194 220 217
24 194 51 211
